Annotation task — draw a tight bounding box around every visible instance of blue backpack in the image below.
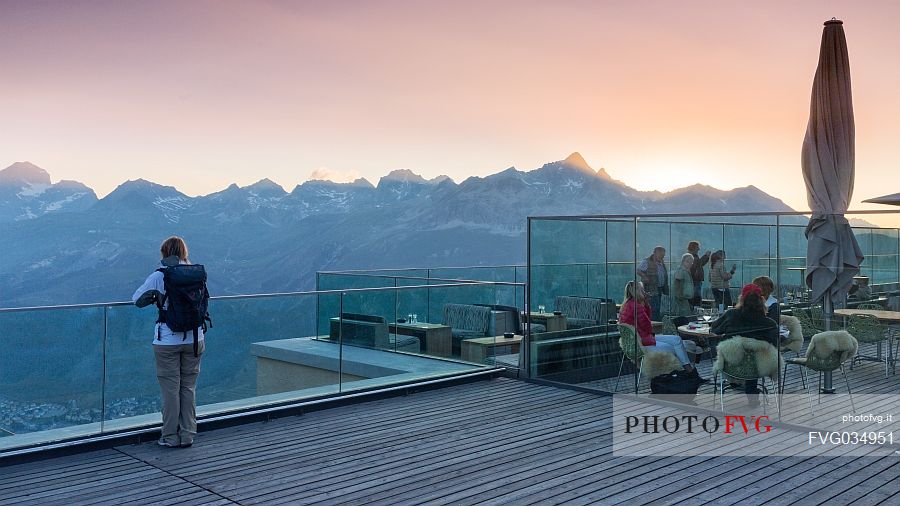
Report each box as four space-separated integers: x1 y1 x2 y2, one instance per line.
155 264 211 356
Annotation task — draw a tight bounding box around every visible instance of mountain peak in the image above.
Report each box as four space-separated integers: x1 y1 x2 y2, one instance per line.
380 169 428 185
105 179 186 200
563 152 592 172
245 178 286 194
0 161 52 187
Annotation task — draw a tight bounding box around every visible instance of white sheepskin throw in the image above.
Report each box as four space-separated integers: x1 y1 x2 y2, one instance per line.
713 336 781 380
779 315 804 353
806 330 858 363
618 334 682 378
642 350 683 378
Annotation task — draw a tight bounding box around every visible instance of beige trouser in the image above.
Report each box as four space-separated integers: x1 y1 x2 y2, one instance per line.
154 341 205 445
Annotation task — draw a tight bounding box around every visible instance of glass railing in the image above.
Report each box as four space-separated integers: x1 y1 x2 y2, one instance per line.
0 281 522 454
526 210 900 425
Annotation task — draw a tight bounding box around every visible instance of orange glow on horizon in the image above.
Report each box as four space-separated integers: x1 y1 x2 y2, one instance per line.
1 0 898 220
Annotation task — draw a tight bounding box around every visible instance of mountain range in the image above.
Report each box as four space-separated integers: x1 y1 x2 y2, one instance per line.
0 154 794 307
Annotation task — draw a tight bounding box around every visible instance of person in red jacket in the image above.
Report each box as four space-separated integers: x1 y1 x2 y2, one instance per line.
619 280 696 373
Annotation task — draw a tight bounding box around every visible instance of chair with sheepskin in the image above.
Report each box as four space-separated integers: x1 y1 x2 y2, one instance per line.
782 330 858 414
712 335 781 412
614 323 682 392
779 314 806 388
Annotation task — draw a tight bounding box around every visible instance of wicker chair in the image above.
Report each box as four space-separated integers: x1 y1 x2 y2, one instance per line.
782 331 858 415
614 323 645 392
662 315 678 336
794 308 824 340
712 337 780 413
810 305 832 332
846 314 894 377
857 303 884 310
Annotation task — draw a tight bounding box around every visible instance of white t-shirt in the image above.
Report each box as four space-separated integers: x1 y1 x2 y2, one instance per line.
132 269 206 346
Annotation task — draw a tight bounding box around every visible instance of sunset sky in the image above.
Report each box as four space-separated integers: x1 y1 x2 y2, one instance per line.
2 0 900 215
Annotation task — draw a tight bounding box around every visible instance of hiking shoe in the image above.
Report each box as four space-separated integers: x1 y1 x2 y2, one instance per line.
157 438 179 448
179 441 193 448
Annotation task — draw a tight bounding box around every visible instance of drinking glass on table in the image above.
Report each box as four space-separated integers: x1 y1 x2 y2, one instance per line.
538 305 546 314
701 308 712 323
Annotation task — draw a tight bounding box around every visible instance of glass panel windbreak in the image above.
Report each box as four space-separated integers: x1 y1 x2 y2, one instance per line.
334 286 488 393
104 294 326 432
427 266 517 283
528 218 627 390
0 306 105 450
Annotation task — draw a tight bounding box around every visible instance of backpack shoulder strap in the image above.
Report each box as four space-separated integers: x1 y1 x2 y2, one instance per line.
154 267 169 340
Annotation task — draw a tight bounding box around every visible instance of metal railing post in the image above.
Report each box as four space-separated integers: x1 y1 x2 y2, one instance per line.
338 292 344 393
101 305 108 432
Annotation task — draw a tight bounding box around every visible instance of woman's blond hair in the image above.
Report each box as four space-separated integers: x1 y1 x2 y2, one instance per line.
160 236 189 261
624 280 647 305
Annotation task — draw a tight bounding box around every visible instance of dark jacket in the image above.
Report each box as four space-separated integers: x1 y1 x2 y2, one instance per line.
638 255 669 296
765 298 780 322
710 308 779 347
689 251 710 282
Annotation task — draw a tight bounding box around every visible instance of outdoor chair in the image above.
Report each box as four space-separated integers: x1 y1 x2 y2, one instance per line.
554 296 611 329
662 315 691 335
614 323 680 392
846 314 894 376
712 336 781 413
782 330 857 415
441 303 492 356
794 308 824 340
779 314 806 388
810 305 831 330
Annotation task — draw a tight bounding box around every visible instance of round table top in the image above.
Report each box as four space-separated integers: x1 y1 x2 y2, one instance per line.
677 323 716 337
834 308 900 323
677 323 791 338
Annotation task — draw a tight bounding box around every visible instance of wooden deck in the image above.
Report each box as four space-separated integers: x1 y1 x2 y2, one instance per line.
2 378 900 505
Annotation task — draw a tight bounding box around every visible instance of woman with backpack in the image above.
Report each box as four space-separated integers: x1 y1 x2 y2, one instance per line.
133 236 209 448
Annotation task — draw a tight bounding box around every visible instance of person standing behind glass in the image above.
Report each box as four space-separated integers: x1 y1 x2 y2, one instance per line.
637 246 668 320
687 241 711 307
709 250 736 310
672 253 695 316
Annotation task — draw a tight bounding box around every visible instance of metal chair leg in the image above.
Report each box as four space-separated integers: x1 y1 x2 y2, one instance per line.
636 358 644 394
780 361 787 395
840 364 856 413
614 353 626 392
802 367 814 417
797 352 807 389
817 371 822 404
885 341 890 378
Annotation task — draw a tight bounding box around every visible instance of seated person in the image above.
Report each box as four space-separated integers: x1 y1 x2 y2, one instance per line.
752 275 780 321
710 284 779 407
619 280 700 376
849 276 872 300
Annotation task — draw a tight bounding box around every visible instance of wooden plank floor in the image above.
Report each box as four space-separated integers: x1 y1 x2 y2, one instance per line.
2 378 899 505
